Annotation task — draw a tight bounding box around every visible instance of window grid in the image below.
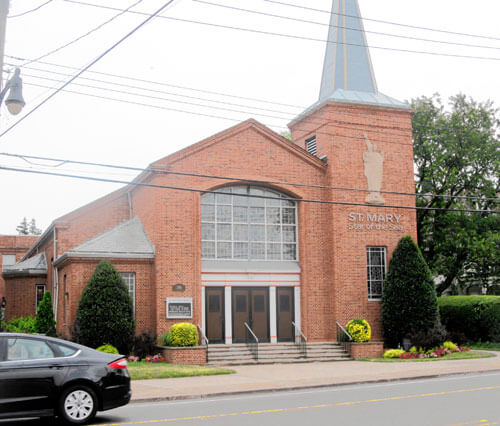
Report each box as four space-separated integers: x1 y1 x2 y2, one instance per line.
119 272 136 316
35 284 46 311
367 247 386 300
2 254 16 270
202 186 297 261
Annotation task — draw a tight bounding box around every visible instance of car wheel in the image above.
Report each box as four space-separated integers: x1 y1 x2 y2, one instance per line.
59 385 98 424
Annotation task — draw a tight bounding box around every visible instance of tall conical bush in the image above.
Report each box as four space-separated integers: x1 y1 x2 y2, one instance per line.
34 291 56 336
382 235 439 347
73 260 135 353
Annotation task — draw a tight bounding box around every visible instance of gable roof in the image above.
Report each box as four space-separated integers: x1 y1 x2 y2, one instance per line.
2 252 47 277
53 217 154 266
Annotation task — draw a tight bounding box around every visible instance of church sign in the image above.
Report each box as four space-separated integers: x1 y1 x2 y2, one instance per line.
348 212 404 232
166 297 193 319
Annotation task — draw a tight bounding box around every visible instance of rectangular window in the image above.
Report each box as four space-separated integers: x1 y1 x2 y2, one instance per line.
35 284 46 310
305 136 317 156
119 272 136 317
367 247 386 300
2 254 16 270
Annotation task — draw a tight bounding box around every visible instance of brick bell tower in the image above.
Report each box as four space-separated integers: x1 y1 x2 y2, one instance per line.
289 0 417 339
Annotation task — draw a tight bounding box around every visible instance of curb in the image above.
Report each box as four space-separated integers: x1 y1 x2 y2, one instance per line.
130 367 500 404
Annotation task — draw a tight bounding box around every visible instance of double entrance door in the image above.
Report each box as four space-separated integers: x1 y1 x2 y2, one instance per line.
205 287 295 344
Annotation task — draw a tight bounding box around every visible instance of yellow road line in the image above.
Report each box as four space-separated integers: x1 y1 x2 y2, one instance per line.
91 385 500 426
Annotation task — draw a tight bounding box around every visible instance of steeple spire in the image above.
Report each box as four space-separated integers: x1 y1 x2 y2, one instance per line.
319 0 377 101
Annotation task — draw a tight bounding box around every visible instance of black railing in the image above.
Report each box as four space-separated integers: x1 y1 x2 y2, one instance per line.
292 321 307 358
336 321 353 352
244 322 259 361
196 324 209 363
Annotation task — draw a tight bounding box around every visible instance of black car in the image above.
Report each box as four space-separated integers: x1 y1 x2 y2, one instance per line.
0 333 131 424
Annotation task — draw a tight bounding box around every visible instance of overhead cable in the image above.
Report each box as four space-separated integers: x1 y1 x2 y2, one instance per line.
0 0 180 141
8 0 53 18
0 165 496 214
1 152 498 203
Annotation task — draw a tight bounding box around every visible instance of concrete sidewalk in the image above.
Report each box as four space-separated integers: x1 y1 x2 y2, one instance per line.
131 351 500 402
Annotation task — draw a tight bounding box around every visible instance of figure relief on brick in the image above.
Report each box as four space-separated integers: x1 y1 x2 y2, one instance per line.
363 133 385 205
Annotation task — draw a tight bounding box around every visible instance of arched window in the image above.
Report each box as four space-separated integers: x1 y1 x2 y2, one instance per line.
201 186 297 261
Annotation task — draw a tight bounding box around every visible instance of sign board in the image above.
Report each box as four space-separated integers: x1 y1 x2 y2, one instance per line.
166 297 192 319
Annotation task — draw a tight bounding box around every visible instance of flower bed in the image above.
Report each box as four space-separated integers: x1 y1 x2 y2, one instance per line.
383 341 470 360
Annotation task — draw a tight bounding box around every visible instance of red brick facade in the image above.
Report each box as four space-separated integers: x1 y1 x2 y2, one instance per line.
2 103 416 343
0 235 38 301
159 346 207 365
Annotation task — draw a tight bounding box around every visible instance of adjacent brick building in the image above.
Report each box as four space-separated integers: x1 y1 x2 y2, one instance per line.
2 0 417 343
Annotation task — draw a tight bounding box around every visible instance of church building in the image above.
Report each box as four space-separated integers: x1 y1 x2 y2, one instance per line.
2 0 416 343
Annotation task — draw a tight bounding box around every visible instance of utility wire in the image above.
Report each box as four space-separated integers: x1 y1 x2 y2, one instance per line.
0 165 496 214
8 0 53 18
6 55 303 109
60 0 500 61
1 152 497 203
264 0 500 42
22 0 144 67
5 58 415 132
0 0 180 141
195 0 500 52
21 80 415 148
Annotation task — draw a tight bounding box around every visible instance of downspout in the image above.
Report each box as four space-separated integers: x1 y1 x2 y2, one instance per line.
127 191 133 219
53 227 59 323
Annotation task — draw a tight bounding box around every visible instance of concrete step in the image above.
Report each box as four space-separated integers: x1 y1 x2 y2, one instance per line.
207 342 351 365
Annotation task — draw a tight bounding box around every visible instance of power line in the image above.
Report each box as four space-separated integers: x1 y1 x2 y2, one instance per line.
0 0 180 141
0 164 496 214
6 55 303 110
13 64 299 115
60 0 500 61
195 0 500 52
8 0 53 18
1 152 497 203
21 0 144 67
21 80 415 148
264 0 500 42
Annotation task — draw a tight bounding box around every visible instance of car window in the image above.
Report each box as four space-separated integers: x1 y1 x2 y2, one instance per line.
7 338 55 361
53 343 78 357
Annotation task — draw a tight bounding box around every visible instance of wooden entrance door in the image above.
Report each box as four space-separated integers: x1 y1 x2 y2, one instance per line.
205 287 224 343
277 287 294 342
232 288 269 343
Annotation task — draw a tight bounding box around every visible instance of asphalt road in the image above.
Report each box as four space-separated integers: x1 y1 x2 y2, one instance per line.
4 372 500 426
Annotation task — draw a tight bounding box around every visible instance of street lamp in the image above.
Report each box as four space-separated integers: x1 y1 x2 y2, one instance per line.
0 67 24 115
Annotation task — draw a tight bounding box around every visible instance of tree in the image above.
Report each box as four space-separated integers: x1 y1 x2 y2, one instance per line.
382 235 439 348
16 217 29 235
34 291 56 336
412 94 500 295
73 260 135 353
29 219 42 236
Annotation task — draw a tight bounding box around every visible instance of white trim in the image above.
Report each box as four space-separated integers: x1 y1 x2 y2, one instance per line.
269 287 277 344
224 287 232 344
294 287 301 343
201 286 206 337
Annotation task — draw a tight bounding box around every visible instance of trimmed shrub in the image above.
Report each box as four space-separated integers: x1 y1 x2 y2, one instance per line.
73 260 135 354
346 319 371 343
438 296 500 342
383 349 405 359
409 323 447 350
382 235 439 347
5 315 36 333
34 291 56 336
133 329 157 359
96 344 119 354
160 332 172 346
169 323 198 347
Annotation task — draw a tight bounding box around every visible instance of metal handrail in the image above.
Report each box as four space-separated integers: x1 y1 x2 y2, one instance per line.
196 324 209 363
292 321 307 358
244 322 259 361
336 321 353 352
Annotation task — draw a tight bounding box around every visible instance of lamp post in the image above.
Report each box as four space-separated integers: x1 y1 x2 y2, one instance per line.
0 0 25 116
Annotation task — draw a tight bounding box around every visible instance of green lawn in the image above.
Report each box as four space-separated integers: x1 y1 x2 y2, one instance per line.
361 351 495 363
469 342 500 351
127 362 235 380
